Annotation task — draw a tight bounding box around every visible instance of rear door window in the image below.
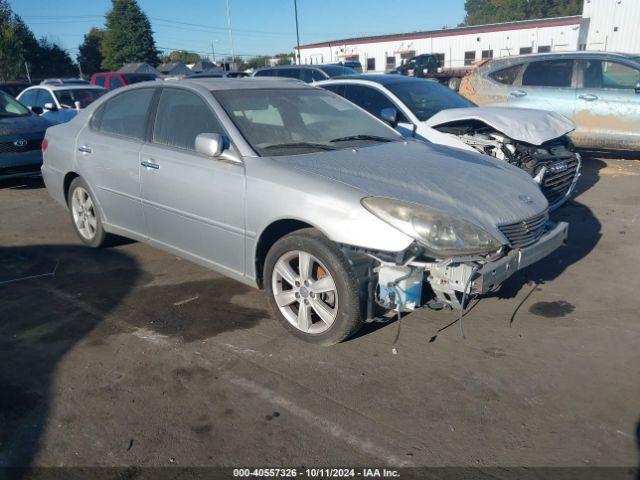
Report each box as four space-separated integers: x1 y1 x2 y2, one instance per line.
94 76 106 88
153 88 224 151
488 65 522 85
95 88 154 140
277 68 302 80
584 60 640 89
254 69 276 77
522 59 574 87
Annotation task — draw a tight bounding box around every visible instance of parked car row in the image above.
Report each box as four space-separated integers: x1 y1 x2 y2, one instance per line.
38 77 568 345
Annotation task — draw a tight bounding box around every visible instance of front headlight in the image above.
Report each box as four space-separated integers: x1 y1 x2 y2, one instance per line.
362 197 501 257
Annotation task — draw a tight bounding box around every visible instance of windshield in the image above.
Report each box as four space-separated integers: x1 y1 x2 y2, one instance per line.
386 80 476 121
0 91 31 117
213 88 401 156
123 74 157 84
318 65 356 77
54 88 106 109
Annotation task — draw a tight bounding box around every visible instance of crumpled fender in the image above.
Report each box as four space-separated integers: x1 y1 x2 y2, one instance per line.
426 107 576 146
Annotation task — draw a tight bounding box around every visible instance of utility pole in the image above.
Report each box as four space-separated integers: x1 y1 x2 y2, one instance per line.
211 42 215 64
294 0 301 65
24 62 31 83
226 0 235 67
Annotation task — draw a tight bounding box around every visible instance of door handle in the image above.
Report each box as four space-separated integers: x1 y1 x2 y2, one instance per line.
510 90 527 98
78 145 92 154
579 93 599 101
141 160 160 170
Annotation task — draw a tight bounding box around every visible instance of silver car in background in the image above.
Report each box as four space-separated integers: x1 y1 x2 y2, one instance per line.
42 78 568 345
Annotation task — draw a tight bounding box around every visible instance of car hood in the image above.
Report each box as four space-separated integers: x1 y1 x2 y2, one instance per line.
0 114 51 139
425 107 576 145
273 141 548 234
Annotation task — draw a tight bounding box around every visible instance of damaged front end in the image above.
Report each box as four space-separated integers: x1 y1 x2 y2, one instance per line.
433 121 581 211
344 207 569 318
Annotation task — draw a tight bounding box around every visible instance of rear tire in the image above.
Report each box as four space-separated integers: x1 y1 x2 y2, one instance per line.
264 228 363 346
67 177 109 248
448 77 461 91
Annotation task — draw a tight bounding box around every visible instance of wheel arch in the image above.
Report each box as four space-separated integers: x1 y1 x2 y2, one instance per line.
63 171 80 205
254 219 319 289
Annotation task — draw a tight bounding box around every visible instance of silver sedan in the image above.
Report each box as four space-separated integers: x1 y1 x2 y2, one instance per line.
41 78 568 345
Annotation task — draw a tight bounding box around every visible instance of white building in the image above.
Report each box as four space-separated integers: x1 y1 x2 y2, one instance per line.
294 0 640 73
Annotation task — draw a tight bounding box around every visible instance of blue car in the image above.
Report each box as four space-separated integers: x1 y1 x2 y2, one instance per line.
0 91 51 179
461 51 640 150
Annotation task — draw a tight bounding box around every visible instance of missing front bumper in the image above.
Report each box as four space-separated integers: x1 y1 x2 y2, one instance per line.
473 220 568 294
373 221 569 313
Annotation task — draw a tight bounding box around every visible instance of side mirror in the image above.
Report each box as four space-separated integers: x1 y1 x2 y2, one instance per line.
195 133 223 157
195 133 243 164
30 106 44 115
635 82 640 94
43 102 58 112
380 107 399 128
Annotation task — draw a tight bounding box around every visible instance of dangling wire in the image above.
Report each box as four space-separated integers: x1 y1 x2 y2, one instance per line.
458 265 479 339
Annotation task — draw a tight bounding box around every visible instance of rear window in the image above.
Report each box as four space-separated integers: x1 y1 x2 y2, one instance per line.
54 88 106 109
123 74 157 84
522 60 574 87
317 65 356 78
489 65 522 85
94 76 106 88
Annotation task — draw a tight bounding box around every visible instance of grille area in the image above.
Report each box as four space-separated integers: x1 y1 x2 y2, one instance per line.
498 211 549 248
0 138 43 154
540 153 580 207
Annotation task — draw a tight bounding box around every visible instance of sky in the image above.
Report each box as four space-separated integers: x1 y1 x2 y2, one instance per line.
11 0 466 60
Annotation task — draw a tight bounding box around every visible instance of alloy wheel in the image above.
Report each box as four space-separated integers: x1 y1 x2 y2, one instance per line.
271 250 339 334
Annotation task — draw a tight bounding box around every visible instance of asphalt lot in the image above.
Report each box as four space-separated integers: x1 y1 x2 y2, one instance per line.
0 154 639 469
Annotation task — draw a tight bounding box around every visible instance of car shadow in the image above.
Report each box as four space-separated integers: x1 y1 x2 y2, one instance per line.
0 244 139 472
0 176 45 190
490 154 605 301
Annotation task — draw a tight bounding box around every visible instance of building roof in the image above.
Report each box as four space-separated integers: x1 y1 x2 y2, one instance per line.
118 63 162 75
295 16 583 50
191 60 216 73
157 62 192 74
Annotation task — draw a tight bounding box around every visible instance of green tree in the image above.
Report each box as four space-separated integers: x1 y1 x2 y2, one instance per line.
78 28 105 76
0 0 29 80
464 0 583 25
159 50 201 64
101 0 159 71
273 53 293 65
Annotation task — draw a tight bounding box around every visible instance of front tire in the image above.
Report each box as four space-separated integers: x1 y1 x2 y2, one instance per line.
67 177 108 248
264 229 363 346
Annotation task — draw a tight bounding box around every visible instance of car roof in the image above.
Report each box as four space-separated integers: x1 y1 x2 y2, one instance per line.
483 50 640 68
254 65 322 71
28 84 106 92
322 74 422 86
164 77 309 91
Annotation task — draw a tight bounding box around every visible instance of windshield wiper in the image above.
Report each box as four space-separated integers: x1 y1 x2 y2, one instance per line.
263 142 336 151
329 134 393 143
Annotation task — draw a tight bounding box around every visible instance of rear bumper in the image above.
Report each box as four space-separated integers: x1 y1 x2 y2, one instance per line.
474 221 569 294
41 164 67 206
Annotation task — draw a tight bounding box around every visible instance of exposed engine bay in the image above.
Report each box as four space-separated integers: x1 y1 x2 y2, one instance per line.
433 120 581 210
344 217 569 319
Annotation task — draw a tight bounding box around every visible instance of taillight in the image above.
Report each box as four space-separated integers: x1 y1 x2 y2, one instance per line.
41 138 48 153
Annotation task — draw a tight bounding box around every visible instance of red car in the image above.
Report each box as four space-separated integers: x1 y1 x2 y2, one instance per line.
89 72 158 91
